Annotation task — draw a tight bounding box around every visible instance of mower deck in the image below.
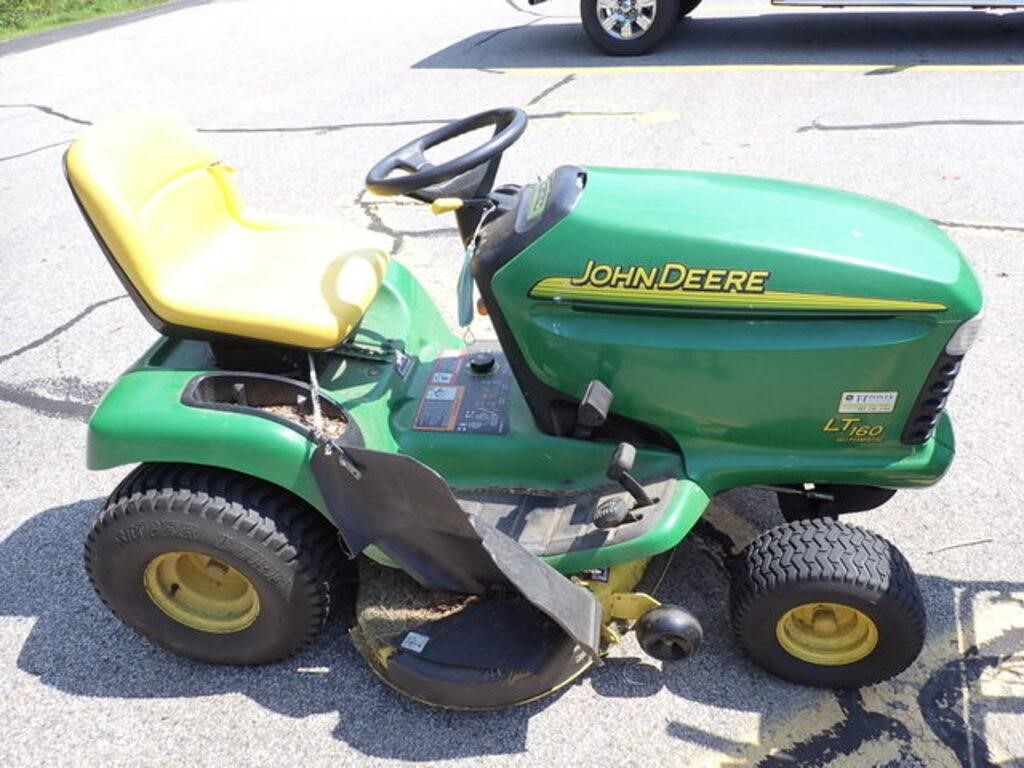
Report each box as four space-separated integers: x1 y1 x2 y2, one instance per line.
351 560 594 709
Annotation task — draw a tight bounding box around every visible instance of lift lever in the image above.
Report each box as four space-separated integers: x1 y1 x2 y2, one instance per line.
606 443 655 508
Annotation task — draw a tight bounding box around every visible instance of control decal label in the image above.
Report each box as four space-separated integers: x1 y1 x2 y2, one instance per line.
530 259 947 313
401 632 430 653
838 391 899 414
526 177 552 221
413 350 512 434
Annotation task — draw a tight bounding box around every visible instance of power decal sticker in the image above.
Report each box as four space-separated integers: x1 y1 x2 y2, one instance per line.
838 391 899 414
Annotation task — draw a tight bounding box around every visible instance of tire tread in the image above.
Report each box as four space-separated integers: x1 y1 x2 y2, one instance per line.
85 462 350 663
729 519 925 686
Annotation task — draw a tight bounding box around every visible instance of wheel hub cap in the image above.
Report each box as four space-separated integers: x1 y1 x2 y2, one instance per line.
143 550 260 633
596 0 657 40
775 602 879 666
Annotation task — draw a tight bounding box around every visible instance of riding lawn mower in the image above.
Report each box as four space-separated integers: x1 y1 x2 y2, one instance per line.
66 107 982 708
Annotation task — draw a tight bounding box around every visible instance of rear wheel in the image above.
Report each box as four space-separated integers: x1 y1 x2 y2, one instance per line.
730 519 925 688
581 0 681 56
85 463 353 664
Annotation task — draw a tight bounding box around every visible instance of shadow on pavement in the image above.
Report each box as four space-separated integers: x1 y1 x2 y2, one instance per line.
0 498 554 761
2 494 1021 764
592 572 1024 766
588 489 1024 766
414 11 1024 70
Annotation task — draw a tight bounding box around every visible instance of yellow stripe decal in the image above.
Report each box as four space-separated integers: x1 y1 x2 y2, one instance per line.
529 277 946 313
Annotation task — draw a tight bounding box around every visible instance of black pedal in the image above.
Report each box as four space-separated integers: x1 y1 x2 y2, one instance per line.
574 380 613 439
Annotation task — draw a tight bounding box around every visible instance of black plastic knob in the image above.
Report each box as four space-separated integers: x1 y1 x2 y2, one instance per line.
593 498 630 530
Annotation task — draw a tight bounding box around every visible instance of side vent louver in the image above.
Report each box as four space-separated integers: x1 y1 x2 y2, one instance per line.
901 353 963 445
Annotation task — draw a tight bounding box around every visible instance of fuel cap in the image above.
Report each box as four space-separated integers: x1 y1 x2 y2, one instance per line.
469 353 496 375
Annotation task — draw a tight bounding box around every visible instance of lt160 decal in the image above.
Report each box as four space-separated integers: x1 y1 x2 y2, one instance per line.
823 417 886 444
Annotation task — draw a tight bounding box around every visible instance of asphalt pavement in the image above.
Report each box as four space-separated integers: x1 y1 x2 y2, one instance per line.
1 1 1022 766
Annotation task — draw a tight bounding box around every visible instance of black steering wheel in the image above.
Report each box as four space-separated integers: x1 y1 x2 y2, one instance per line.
365 107 528 199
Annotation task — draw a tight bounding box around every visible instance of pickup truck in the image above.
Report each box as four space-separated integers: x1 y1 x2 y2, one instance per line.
528 0 1022 55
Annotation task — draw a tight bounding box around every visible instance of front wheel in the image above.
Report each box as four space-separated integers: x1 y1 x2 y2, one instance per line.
730 519 925 688
581 0 681 56
85 463 353 664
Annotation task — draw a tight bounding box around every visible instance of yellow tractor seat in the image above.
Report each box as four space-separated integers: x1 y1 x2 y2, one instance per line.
65 110 390 350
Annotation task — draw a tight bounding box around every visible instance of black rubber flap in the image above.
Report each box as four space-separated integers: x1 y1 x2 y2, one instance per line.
311 444 507 593
469 514 601 659
311 442 601 658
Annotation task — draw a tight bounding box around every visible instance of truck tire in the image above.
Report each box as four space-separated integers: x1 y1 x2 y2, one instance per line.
581 0 681 55
85 463 353 664
679 0 702 18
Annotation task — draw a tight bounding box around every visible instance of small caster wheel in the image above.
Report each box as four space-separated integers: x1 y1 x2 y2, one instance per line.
636 605 703 661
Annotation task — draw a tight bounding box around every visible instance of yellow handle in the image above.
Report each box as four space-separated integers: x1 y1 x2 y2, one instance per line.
430 197 464 215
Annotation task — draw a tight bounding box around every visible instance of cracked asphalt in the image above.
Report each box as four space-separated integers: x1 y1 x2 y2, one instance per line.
1 1 1023 766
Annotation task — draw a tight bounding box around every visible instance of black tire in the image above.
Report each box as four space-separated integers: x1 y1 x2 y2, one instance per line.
636 605 703 661
85 463 352 664
581 0 681 56
730 519 925 688
678 0 702 18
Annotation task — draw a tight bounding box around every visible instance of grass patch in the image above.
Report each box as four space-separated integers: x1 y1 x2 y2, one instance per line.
0 0 171 41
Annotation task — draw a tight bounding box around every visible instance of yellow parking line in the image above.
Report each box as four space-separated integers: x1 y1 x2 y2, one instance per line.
496 64 1024 76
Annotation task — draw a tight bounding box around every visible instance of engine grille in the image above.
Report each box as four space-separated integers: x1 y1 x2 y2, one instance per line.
901 352 964 445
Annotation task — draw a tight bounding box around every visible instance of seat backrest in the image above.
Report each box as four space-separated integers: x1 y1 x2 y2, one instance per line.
65 110 240 312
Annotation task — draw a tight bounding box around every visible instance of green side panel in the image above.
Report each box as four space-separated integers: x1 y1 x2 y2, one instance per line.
87 259 459 510
385 348 684 491
86 257 696 574
544 480 709 573
88 366 326 507
314 258 461 455
492 167 979 494
681 411 956 494
87 362 702 573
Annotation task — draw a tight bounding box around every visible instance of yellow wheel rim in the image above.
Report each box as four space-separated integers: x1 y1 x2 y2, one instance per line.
143 551 260 633
775 602 878 666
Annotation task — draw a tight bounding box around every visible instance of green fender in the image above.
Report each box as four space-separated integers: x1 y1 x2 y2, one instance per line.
88 366 327 511
87 367 709 574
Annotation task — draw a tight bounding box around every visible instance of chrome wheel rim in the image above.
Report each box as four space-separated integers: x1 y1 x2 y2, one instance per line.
596 0 657 41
